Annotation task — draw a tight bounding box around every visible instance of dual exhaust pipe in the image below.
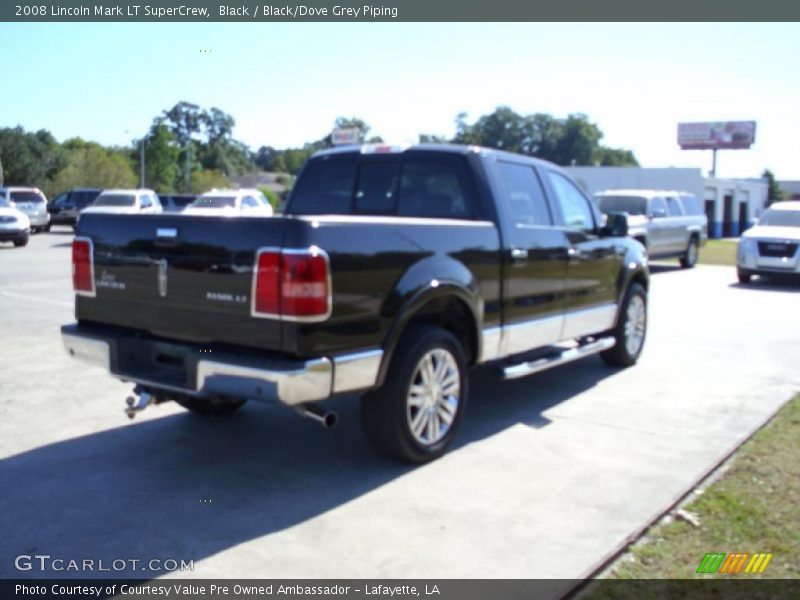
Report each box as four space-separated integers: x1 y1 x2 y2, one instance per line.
124 387 338 428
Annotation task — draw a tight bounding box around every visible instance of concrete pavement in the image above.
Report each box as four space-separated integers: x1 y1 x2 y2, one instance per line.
1 232 798 590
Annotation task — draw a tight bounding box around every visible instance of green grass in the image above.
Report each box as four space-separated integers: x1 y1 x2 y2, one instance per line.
698 240 737 267
598 394 800 582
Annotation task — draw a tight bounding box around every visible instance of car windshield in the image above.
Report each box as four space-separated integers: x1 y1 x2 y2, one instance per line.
596 195 648 216
93 194 136 207
759 208 800 228
10 191 44 204
191 196 237 208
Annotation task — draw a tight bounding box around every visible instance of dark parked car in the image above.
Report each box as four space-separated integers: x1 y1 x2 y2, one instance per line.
48 188 103 229
158 193 197 212
62 144 649 462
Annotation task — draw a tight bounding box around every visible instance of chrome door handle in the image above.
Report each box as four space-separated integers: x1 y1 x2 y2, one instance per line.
510 247 529 261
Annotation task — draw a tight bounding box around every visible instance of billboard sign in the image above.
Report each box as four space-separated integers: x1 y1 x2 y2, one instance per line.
678 121 756 150
331 127 362 146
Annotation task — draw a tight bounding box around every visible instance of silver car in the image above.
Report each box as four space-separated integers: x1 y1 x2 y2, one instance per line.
595 189 708 268
0 187 50 233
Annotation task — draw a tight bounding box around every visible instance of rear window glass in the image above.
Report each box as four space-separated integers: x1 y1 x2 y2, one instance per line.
289 154 475 219
290 158 358 215
191 196 237 208
94 194 136 207
596 195 647 216
10 191 44 204
172 195 197 207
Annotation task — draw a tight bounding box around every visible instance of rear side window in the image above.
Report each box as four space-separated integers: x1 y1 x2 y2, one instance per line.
665 197 683 216
355 161 400 214
495 162 551 226
289 154 477 219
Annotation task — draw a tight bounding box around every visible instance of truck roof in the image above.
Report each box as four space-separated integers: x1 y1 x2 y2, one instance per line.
310 143 564 171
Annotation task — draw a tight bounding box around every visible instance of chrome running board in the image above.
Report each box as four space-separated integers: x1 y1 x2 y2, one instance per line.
502 337 616 380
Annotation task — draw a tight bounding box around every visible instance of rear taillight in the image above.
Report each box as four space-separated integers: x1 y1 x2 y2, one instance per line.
72 238 95 296
252 247 330 321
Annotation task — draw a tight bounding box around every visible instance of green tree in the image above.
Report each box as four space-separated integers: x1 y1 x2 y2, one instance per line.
592 147 639 166
139 123 180 192
189 169 229 194
45 138 136 197
762 169 786 206
0 126 65 187
451 108 637 167
0 152 4 187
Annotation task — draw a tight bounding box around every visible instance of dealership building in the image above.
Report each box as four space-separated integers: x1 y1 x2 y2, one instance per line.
566 166 768 239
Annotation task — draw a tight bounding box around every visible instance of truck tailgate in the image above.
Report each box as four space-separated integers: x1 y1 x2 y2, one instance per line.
75 213 288 352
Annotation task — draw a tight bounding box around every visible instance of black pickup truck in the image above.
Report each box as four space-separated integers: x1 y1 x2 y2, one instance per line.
62 144 649 462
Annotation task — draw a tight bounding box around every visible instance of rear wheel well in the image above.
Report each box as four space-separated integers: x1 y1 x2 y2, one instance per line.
402 296 478 365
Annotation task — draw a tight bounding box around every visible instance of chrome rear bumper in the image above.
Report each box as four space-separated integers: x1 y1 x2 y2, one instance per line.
61 325 382 406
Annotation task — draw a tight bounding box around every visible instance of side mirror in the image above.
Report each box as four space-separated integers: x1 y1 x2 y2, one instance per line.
650 208 667 219
602 211 628 237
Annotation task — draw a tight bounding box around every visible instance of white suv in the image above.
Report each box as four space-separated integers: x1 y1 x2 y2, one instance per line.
0 187 50 233
737 201 800 283
183 188 274 216
80 189 162 217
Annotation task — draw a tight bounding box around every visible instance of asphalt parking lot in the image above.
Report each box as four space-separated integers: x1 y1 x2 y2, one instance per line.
1 232 799 590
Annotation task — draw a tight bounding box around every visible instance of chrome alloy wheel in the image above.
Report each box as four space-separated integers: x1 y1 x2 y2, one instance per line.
624 295 647 357
406 348 460 446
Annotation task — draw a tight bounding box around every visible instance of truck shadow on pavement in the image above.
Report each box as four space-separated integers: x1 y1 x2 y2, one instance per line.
0 358 616 578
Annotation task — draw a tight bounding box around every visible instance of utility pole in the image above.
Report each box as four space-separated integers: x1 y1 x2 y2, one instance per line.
140 136 146 188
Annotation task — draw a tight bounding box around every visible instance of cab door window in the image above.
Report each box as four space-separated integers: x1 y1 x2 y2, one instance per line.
546 171 595 231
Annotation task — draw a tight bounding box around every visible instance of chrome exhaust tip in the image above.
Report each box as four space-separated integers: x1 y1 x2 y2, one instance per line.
296 403 338 428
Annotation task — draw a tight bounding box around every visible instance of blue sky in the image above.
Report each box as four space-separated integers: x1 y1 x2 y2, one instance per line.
2 22 799 178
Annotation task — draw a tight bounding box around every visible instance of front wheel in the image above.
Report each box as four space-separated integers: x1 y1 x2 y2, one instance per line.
601 283 647 367
680 237 699 268
361 326 468 463
13 237 29 247
737 269 752 284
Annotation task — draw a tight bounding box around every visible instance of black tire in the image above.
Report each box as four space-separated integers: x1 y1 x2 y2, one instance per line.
174 396 246 416
601 282 647 367
679 236 699 268
13 237 28 247
737 269 752 284
44 223 51 232
361 326 468 463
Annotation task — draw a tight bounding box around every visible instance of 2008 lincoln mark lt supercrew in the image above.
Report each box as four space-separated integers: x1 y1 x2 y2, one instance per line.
62 144 649 462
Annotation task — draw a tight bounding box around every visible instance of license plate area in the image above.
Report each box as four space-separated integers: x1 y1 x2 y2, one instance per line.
113 337 195 390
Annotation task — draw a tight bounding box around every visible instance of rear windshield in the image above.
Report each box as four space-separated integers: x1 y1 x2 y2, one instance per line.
759 208 800 228
10 191 44 204
191 196 236 208
288 153 476 219
596 195 648 216
94 194 136 207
